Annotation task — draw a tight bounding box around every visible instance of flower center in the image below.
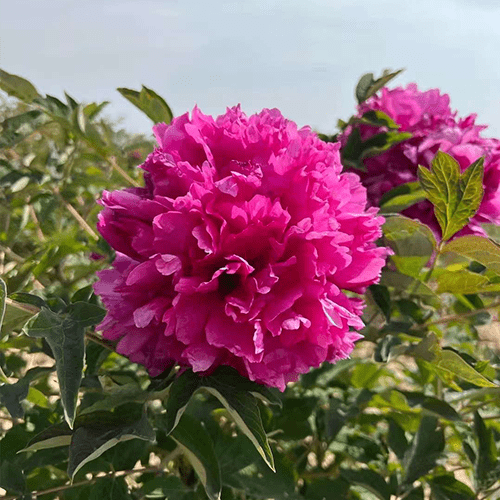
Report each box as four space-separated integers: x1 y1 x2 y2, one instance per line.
218 272 241 297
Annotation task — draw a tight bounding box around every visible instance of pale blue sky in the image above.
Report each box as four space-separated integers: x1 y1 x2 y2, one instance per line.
1 0 500 137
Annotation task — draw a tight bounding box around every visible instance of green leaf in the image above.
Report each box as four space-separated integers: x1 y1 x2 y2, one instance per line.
474 411 498 490
83 101 109 119
0 377 29 418
380 271 440 307
23 306 86 427
0 366 53 418
387 418 409 461
67 302 106 327
118 86 173 124
442 235 500 275
203 371 275 471
164 367 277 471
88 476 132 500
382 215 436 278
67 411 155 479
20 423 73 453
418 152 484 241
0 460 26 494
0 110 51 149
379 182 427 213
163 369 202 435
0 68 39 102
273 396 317 440
340 468 391 500
436 269 490 294
2 297 40 333
78 383 146 416
355 69 403 104
435 350 497 388
142 475 194 500
222 445 297 500
304 477 350 500
170 413 221 500
402 416 445 485
401 392 461 421
360 131 412 158
428 474 475 500
8 292 46 310
359 110 400 129
369 285 391 321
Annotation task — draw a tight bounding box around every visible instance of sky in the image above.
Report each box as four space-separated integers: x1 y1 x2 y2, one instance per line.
1 0 500 138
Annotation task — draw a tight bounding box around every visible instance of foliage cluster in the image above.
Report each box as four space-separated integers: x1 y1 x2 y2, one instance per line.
1 69 500 500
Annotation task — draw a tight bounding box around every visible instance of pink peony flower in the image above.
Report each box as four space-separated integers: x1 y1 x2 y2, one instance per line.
94 106 388 390
342 84 500 237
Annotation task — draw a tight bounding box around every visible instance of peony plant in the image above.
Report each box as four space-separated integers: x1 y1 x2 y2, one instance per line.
3 69 500 500
341 83 500 237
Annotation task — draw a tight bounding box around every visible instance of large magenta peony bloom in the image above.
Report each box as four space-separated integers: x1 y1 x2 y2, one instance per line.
94 106 388 390
342 84 500 236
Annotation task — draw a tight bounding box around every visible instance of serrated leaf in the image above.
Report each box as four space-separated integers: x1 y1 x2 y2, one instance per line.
443 235 500 275
23 307 86 427
0 68 39 102
170 413 221 500
67 412 155 479
118 86 173 124
418 152 484 241
402 416 445 485
340 468 391 500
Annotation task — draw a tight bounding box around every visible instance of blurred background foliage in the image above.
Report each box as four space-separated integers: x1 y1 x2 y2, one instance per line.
1 69 500 500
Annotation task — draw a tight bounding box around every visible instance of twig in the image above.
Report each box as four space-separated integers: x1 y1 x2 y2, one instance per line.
28 205 46 242
0 245 24 263
5 297 41 315
108 156 140 187
416 300 500 329
85 331 116 351
55 190 99 241
2 465 170 500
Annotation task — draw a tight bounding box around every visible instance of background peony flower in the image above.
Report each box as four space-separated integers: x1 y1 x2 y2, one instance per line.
342 84 500 237
94 106 388 390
